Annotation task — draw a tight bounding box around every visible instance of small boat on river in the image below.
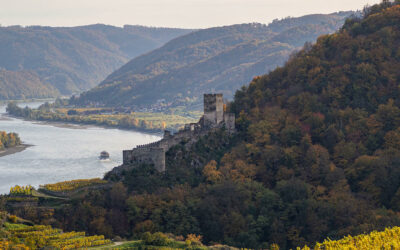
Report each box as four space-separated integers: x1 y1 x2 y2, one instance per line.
99 151 110 160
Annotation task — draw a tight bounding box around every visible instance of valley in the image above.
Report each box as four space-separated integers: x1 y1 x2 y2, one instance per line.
2 1 400 249
0 25 192 100
74 12 354 110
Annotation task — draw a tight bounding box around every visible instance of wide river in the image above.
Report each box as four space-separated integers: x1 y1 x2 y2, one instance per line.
0 102 161 194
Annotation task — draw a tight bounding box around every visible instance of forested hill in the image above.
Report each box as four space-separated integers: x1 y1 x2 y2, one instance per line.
73 12 353 109
37 2 400 250
225 2 400 246
0 25 191 100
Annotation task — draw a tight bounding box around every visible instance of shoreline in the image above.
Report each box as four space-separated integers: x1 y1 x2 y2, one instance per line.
33 120 93 130
33 119 164 136
0 98 56 105
3 114 163 137
0 144 32 158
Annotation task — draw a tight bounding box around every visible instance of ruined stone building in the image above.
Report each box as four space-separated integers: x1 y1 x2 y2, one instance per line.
122 94 235 172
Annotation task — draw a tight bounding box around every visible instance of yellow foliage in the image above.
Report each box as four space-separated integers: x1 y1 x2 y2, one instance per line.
41 178 107 192
9 215 17 223
0 240 29 250
202 160 222 184
299 227 400 250
186 234 202 242
186 234 202 246
9 185 33 196
220 158 257 182
3 223 111 249
270 243 280 250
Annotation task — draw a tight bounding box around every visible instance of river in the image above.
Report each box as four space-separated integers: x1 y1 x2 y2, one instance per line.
0 102 161 194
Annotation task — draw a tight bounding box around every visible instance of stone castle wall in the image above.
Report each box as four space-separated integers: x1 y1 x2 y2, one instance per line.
123 147 165 172
122 94 235 172
224 113 235 133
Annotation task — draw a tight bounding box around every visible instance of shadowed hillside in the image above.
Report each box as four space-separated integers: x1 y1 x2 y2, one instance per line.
0 24 192 100
74 12 353 110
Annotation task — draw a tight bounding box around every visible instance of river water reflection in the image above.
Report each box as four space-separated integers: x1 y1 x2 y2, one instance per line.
0 102 161 194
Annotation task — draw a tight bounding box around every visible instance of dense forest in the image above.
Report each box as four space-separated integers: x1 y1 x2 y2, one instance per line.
0 25 191 100
4 1 400 249
0 131 20 149
1 207 399 249
0 69 59 100
73 12 353 110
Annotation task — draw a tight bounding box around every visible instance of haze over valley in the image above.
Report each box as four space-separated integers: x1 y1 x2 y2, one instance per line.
0 25 191 99
74 12 353 110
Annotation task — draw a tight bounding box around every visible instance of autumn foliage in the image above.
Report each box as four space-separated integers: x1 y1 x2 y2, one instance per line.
40 178 107 192
9 185 33 196
7 1 400 249
0 131 21 149
0 213 111 249
300 226 400 249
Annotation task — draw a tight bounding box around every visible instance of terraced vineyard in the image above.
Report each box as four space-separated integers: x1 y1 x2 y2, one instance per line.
9 185 33 196
1 222 111 249
40 178 108 192
300 227 400 249
8 179 109 200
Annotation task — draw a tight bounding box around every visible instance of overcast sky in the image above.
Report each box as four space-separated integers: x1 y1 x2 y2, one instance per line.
0 0 382 28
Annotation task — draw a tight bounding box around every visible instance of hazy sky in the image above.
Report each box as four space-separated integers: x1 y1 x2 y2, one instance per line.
0 0 382 28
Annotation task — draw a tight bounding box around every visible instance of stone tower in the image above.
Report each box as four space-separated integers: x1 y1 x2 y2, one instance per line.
203 94 224 127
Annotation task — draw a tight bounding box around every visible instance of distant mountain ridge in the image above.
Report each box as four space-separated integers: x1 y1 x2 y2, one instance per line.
0 24 192 100
74 11 354 110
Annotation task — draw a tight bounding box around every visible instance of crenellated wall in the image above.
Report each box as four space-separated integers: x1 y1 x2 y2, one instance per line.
123 147 165 172
223 113 236 133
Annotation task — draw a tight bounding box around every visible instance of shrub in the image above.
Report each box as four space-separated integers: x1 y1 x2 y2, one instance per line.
141 232 171 246
9 215 17 223
186 234 202 246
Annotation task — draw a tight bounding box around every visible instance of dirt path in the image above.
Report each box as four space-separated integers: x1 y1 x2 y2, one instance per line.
89 241 128 249
31 189 67 200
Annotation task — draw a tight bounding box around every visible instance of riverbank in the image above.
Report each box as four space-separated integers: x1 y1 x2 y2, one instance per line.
3 111 163 137
32 118 163 136
0 98 56 105
6 103 200 134
0 102 161 194
33 120 93 130
0 144 32 158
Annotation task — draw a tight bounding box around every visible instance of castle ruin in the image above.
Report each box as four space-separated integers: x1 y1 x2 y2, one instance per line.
122 94 235 172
